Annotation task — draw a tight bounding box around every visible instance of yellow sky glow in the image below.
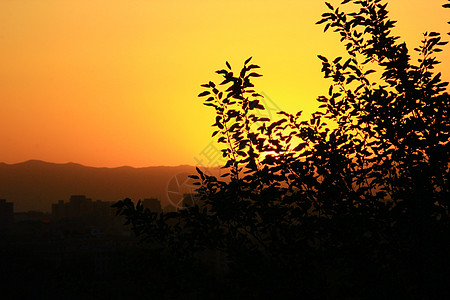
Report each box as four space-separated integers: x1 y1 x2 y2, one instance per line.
1 0 448 167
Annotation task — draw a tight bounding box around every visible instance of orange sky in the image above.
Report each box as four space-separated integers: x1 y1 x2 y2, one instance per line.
1 0 448 167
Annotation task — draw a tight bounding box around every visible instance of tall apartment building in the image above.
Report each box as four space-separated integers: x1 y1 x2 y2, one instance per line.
51 195 114 221
142 198 162 213
0 199 14 230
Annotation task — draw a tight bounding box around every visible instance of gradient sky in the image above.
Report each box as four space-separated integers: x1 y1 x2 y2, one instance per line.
1 0 448 167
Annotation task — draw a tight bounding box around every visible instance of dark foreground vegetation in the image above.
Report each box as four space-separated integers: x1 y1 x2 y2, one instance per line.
114 0 450 299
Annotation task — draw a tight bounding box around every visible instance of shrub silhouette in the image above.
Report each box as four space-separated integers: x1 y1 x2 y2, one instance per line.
114 0 450 298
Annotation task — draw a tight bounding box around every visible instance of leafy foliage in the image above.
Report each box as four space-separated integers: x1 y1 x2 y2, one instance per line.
114 1 450 297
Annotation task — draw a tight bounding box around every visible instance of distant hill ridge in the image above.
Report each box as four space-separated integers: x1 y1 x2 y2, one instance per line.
0 160 218 212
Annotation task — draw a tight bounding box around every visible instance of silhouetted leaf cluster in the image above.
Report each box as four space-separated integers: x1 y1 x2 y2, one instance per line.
114 1 450 297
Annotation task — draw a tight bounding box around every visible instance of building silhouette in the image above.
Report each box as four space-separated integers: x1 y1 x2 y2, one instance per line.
0 199 14 231
51 195 115 223
142 198 162 213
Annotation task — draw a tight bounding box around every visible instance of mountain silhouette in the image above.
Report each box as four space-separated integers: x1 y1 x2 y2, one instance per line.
0 160 216 212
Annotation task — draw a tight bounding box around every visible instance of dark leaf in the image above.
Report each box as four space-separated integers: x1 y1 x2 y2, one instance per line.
248 72 262 77
247 64 261 70
318 55 328 62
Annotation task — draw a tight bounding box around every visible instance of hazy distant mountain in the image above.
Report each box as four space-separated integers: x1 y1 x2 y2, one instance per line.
0 160 220 212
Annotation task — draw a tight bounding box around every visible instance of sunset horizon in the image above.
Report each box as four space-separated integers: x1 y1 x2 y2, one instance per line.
0 158 202 168
1 0 449 168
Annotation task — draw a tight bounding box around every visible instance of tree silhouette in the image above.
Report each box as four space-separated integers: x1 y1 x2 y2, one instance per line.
114 1 450 298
